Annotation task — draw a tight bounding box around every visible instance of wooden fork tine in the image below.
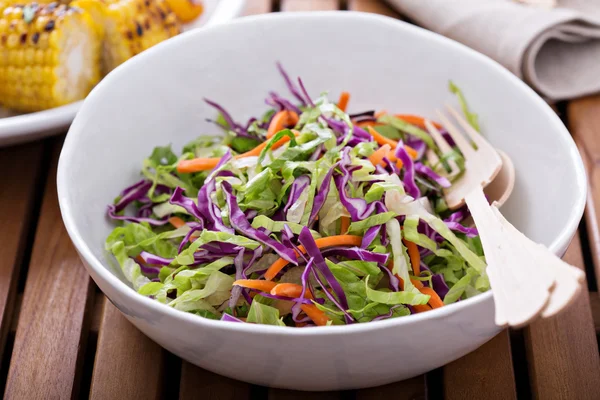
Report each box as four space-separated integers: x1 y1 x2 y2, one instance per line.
445 105 493 151
436 110 476 158
424 119 460 176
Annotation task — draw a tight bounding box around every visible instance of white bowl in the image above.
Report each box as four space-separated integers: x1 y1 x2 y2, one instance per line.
57 12 586 391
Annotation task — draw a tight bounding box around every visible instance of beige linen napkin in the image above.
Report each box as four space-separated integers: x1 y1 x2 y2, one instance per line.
385 0 600 101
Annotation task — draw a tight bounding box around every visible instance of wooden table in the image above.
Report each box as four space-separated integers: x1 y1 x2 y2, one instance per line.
1 1 599 398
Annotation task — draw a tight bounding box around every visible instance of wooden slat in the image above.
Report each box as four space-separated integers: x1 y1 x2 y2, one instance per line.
348 0 402 17
569 96 600 284
281 0 339 12
444 330 516 400
179 362 251 400
4 138 94 399
524 231 600 399
89 297 165 399
0 142 43 362
355 376 425 400
243 0 272 15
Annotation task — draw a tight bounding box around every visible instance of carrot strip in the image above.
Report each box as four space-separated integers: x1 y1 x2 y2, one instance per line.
233 279 278 293
366 127 418 160
419 287 444 309
394 114 443 130
374 110 387 118
271 283 314 300
403 239 421 275
368 144 391 167
264 235 363 280
168 216 186 229
337 91 350 112
413 304 432 313
177 131 300 173
301 304 330 326
356 121 381 128
177 158 221 173
340 216 350 235
267 110 299 139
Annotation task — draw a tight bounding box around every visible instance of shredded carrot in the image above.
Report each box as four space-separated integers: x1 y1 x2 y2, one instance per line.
135 255 145 264
301 304 330 326
387 255 444 310
419 287 444 309
366 127 418 160
177 131 300 173
368 144 391 167
168 216 186 229
271 283 314 300
264 235 363 280
233 279 278 293
413 304 432 313
340 216 350 235
356 121 381 128
394 114 443 130
337 91 350 112
295 322 308 327
374 110 387 118
267 110 299 139
403 239 421 275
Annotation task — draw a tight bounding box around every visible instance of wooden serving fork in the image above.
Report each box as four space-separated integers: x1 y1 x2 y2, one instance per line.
425 106 584 327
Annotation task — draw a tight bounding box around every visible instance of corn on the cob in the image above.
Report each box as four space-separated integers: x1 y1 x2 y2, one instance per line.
165 0 202 23
0 2 101 112
76 0 181 75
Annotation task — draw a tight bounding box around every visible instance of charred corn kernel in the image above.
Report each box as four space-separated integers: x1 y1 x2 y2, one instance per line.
0 3 102 112
164 0 202 23
75 0 182 75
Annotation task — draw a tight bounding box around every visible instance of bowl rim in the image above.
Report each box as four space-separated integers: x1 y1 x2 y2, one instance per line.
57 11 587 336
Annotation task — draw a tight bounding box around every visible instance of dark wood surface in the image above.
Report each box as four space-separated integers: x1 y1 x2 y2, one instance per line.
0 1 599 398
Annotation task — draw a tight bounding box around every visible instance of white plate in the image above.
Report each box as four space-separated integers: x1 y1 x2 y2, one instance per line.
0 0 246 147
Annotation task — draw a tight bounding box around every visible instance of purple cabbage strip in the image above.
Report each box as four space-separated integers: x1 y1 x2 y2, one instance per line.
169 187 204 221
334 151 382 220
298 227 353 323
138 251 173 266
379 264 400 292
395 140 420 199
107 205 168 226
309 144 323 161
297 77 315 107
310 268 354 324
349 110 375 119
372 305 402 321
245 209 258 220
405 138 427 160
352 125 373 141
383 156 401 176
361 225 381 249
222 181 297 265
309 165 336 224
283 175 311 214
414 163 451 188
113 179 151 213
221 313 244 323
445 221 479 237
135 259 162 275
446 209 467 223
324 116 347 136
229 247 246 308
276 62 307 106
242 247 263 279
321 247 389 264
432 274 450 300
292 259 314 323
203 98 255 139
268 91 302 114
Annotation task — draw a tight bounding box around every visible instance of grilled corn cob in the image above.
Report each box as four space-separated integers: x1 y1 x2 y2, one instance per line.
0 2 101 112
76 0 181 75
